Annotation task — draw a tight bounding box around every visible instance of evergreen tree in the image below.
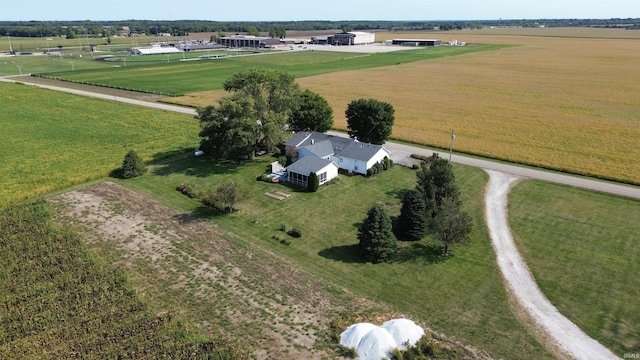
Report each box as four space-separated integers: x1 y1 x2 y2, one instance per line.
307 172 320 192
122 150 146 179
395 189 427 241
358 203 397 263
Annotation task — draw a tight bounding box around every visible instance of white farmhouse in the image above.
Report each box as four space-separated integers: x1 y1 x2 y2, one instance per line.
284 132 391 187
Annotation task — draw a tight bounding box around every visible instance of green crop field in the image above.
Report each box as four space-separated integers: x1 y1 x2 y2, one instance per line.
35 45 503 95
509 180 640 355
0 82 200 207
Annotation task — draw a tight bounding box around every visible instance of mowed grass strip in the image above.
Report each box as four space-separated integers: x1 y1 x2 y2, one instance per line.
297 33 640 184
0 82 199 207
509 179 640 355
118 155 551 359
43 45 504 96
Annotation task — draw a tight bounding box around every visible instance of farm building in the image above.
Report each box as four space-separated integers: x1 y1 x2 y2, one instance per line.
330 31 375 46
131 44 182 55
285 131 391 181
217 35 283 48
390 39 442 46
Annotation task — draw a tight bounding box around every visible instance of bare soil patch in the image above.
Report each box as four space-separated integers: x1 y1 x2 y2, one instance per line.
50 181 348 359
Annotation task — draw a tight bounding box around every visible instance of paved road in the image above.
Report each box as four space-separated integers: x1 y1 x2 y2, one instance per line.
3 75 639 200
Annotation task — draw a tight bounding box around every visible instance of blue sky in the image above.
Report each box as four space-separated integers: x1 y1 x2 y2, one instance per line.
0 0 638 21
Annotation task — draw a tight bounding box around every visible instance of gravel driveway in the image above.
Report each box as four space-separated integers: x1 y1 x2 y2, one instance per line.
484 169 619 360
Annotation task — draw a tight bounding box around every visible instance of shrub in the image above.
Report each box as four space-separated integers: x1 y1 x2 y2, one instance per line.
176 181 196 198
122 150 146 179
278 155 287 166
280 224 287 232
287 228 302 238
412 163 421 170
259 174 270 182
374 162 384 174
307 172 319 192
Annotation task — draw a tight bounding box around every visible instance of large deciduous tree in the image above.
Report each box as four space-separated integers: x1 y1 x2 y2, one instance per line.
415 154 459 219
358 203 397 263
345 98 395 145
288 89 334 133
433 197 473 256
197 69 300 159
395 189 428 241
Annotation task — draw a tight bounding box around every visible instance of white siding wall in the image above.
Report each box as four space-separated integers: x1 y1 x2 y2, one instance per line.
364 149 391 171
354 33 375 45
319 164 339 184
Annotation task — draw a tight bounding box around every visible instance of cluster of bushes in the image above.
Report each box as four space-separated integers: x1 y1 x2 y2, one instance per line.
366 156 393 177
176 180 242 213
280 224 302 238
272 235 291 246
176 181 197 198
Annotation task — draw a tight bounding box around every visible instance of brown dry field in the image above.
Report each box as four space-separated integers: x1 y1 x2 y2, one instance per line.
172 28 640 184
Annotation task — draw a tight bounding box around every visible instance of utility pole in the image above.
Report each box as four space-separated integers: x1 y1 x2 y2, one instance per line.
69 61 75 71
15 64 23 76
449 130 456 162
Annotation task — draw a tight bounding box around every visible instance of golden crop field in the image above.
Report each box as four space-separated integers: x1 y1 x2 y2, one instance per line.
301 29 640 184
172 28 640 184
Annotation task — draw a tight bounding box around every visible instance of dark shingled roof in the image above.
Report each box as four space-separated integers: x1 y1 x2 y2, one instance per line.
286 131 390 163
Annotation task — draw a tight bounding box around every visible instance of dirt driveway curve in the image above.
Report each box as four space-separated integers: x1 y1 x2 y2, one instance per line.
484 169 618 360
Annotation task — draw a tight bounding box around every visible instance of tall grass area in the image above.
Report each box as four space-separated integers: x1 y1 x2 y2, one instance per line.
39 45 504 96
0 200 242 359
509 180 640 355
0 82 199 207
119 155 551 359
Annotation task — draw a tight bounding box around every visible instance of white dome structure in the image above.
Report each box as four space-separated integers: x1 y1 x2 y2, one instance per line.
339 318 425 360
340 323 378 349
356 326 398 360
381 318 425 350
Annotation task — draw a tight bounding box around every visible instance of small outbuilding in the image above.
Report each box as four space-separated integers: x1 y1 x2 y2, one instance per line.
391 39 442 46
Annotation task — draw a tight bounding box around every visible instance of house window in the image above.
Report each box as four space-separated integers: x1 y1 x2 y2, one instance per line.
319 172 327 183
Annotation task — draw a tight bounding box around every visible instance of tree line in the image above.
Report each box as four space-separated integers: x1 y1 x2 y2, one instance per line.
3 18 639 38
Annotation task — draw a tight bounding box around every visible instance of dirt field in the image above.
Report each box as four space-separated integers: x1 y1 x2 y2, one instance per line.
49 181 492 359
50 182 345 359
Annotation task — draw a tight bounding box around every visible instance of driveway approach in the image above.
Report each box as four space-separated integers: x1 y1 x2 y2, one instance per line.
3 75 639 200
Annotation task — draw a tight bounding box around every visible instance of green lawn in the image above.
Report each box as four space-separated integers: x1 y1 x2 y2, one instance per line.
117 154 551 359
0 82 200 207
38 44 506 96
509 180 640 355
